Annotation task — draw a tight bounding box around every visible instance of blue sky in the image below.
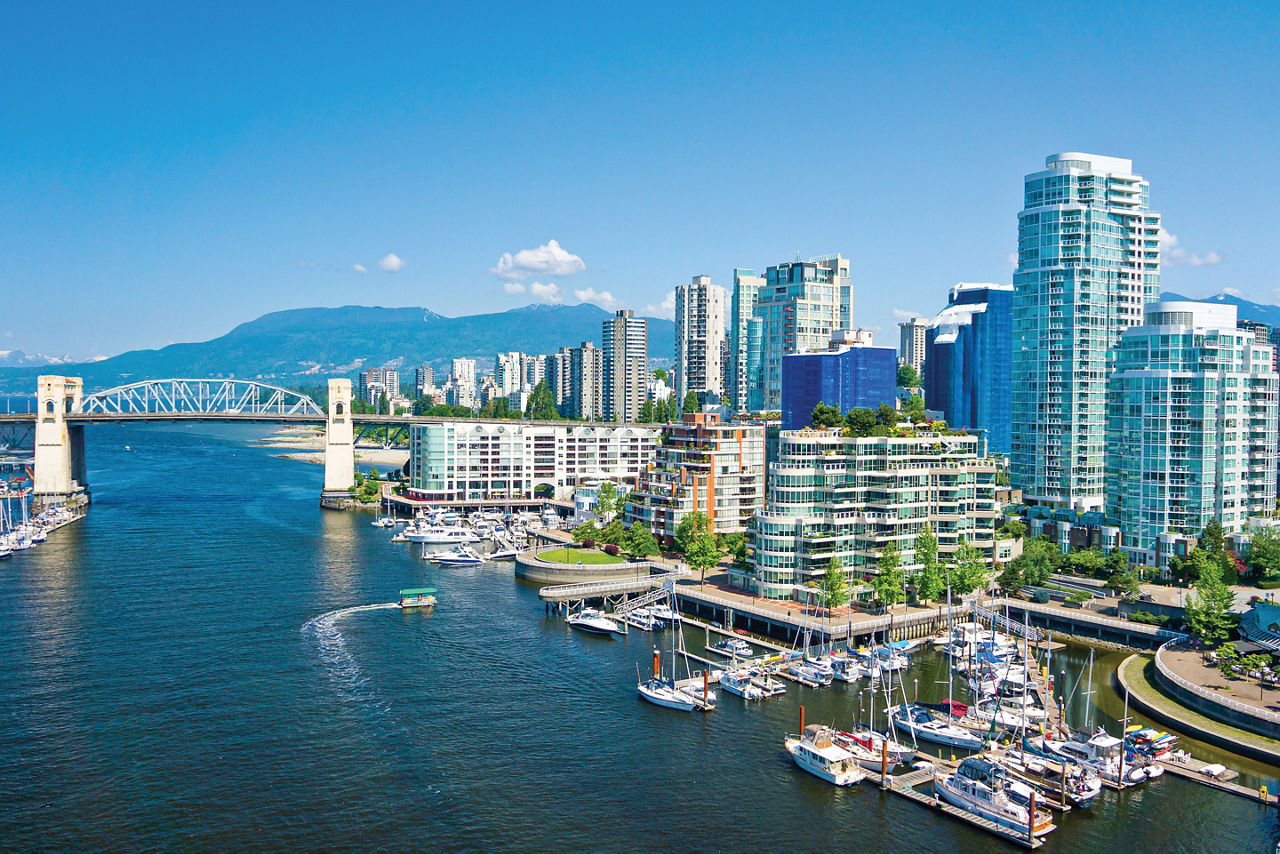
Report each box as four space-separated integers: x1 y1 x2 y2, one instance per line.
3 2 1278 359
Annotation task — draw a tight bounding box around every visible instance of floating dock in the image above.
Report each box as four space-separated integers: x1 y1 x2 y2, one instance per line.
1158 756 1278 806
872 766 1046 849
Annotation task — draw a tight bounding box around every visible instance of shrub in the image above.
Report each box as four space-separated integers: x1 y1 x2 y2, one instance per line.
1032 590 1051 604
581 539 596 549
603 544 621 557
1065 591 1091 606
1257 578 1280 590
1127 610 1170 626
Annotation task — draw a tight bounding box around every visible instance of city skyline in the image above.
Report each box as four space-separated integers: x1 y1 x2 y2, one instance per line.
4 4 1275 360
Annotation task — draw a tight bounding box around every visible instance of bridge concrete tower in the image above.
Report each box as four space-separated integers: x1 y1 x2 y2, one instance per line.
323 378 355 492
33 375 89 504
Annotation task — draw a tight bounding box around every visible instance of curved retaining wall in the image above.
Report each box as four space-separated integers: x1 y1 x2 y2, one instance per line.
1151 641 1280 742
514 544 654 585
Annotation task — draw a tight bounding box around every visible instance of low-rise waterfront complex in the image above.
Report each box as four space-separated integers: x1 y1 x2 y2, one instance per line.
407 420 658 502
748 426 999 600
626 412 765 538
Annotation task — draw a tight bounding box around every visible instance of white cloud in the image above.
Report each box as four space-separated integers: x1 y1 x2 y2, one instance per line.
1006 252 1018 269
529 282 562 303
503 281 527 295
1222 287 1243 297
573 286 621 310
1159 229 1222 267
378 253 406 273
642 290 676 320
489 239 585 280
353 264 368 274
892 308 921 322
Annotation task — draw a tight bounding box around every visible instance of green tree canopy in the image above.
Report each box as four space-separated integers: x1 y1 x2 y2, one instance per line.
594 481 617 522
571 521 601 543
811 402 844 429
638 399 656 423
652 368 668 384
685 528 721 585
622 522 660 560
1000 518 1027 539
1184 563 1238 646
597 518 627 545
527 379 559 421
997 561 1023 595
947 539 988 595
821 556 850 609
871 542 906 607
682 390 700 415
913 526 944 603
1106 569 1143 601
674 511 710 555
896 364 920 388
1247 525 1280 579
844 407 878 437
904 394 926 423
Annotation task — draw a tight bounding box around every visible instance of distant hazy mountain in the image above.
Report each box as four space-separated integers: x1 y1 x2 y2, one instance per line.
0 349 75 368
0 303 675 392
1163 291 1280 328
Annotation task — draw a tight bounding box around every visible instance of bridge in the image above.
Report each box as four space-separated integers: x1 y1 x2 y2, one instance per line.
0 375 375 508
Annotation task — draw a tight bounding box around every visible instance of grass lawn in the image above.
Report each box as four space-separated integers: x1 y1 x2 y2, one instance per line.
538 547 625 565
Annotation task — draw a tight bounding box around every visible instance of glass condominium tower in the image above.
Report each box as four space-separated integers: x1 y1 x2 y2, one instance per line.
1011 153 1162 511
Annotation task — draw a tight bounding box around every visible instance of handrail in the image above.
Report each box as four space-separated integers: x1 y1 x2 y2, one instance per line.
538 569 690 601
1154 639 1280 726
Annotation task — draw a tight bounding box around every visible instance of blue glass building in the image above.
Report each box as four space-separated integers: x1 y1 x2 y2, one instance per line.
780 337 896 430
923 283 1013 455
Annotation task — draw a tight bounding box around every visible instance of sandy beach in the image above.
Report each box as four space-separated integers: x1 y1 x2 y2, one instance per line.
258 426 410 469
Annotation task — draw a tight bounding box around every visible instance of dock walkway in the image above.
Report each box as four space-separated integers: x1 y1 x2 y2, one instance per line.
872 765 1045 849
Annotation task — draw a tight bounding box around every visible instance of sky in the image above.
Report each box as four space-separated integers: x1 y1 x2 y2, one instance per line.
2 1 1278 360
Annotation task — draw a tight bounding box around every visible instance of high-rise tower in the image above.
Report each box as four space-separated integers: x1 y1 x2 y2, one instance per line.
674 275 728 402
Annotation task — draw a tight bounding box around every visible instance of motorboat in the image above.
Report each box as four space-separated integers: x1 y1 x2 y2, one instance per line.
830 656 864 683
1023 732 1147 785
638 678 696 711
567 608 623 635
934 757 1055 838
711 637 753 658
398 587 437 609
748 668 788 696
648 604 682 624
432 546 486 566
784 725 867 786
887 703 984 750
408 526 481 545
679 677 717 706
371 516 398 528
487 545 521 560
718 668 766 700
835 729 917 768
997 750 1102 808
787 657 834 686
622 608 663 631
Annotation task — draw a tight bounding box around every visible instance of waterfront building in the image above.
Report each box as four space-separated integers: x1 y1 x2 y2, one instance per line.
897 317 929 373
1106 301 1278 569
779 331 896 430
749 427 998 600
674 275 728 403
602 309 648 422
625 412 765 539
1011 153 1162 512
450 358 477 409
746 254 853 412
407 420 657 502
728 268 765 412
568 341 604 420
923 283 1014 455
414 365 434 398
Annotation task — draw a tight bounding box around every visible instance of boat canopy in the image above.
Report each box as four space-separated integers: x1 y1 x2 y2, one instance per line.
400 587 437 596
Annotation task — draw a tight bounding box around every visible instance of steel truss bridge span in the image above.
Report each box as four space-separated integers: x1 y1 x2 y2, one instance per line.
78 379 324 417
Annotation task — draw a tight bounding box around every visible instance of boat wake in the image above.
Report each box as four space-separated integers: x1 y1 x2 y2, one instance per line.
301 603 399 711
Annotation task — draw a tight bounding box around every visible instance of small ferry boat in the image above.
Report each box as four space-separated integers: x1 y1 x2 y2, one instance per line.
398 587 437 609
784 725 867 786
933 757 1055 838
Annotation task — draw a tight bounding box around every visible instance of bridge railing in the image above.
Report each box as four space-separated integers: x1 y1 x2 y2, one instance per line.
79 379 323 416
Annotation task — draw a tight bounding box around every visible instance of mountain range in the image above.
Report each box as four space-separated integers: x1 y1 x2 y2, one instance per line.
0 349 83 368
0 303 675 393
1164 291 1280 328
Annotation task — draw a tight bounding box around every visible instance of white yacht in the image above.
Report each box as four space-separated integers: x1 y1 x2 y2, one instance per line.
784 725 867 786
637 678 696 711
934 757 1055 838
711 637 753 657
718 668 766 700
622 608 663 631
431 546 486 566
788 658 834 686
371 516 398 528
409 526 481 545
887 703 984 750
648 604 682 624
567 608 623 635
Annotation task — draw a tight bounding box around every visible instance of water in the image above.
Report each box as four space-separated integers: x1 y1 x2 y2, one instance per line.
1 422 1277 851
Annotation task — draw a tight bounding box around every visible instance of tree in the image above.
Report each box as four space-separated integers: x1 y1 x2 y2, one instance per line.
913 527 944 603
685 528 721 586
871 542 906 607
527 379 559 421
904 394 926 423
622 523 660 560
811 402 843 429
598 518 627 546
1214 642 1240 679
821 557 850 609
1184 564 1238 646
1064 547 1106 578
1201 519 1226 555
638 399 656 423
896 364 920 388
1106 569 1143 601
1000 519 1027 539
674 511 709 555
948 539 988 595
652 368 668 384
874 403 900 429
1247 525 1280 580
844 407 877 437
998 561 1023 595
571 521 601 543
724 531 750 567
682 390 700 415
594 482 617 523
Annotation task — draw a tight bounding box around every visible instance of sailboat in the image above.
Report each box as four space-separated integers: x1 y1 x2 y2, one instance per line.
637 584 713 711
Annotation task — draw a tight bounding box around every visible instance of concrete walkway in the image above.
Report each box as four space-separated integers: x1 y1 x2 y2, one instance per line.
1161 647 1280 716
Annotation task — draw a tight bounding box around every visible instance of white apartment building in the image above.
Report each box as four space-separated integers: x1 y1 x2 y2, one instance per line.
897 317 928 373
408 421 658 502
750 427 999 601
675 275 728 402
569 341 604 420
451 358 477 409
602 309 648 422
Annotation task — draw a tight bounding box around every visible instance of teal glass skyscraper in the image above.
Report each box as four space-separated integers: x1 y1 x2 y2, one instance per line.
1011 154 1162 511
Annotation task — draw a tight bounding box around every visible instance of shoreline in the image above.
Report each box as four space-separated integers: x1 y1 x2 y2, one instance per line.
260 426 409 468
